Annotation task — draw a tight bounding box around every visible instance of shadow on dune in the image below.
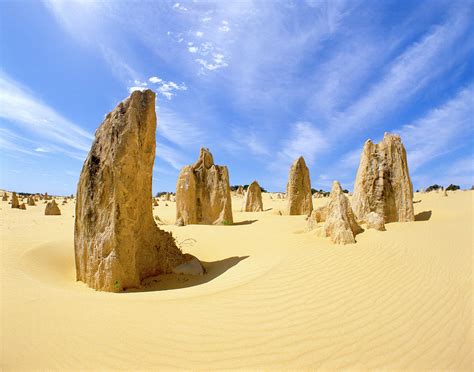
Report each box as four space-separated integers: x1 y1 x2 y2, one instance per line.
413 200 422 204
415 210 432 221
232 220 258 226
263 208 273 211
127 256 249 292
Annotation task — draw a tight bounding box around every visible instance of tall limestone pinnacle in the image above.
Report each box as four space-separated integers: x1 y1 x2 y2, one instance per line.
176 147 233 225
286 156 313 215
74 89 202 292
352 133 414 223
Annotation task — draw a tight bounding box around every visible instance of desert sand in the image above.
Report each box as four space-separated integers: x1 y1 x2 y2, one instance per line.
0 190 472 369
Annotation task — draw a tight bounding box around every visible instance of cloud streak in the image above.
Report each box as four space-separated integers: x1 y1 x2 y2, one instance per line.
398 84 474 171
0 72 93 156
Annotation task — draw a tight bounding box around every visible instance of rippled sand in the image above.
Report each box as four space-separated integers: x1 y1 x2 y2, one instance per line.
0 191 472 370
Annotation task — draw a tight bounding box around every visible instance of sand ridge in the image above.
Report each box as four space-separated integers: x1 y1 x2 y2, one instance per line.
0 191 472 369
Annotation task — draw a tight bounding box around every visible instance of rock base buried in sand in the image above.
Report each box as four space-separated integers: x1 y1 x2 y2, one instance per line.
352 133 414 223
306 206 328 231
45 200 61 215
323 181 363 244
172 254 205 276
366 211 386 231
11 192 19 208
286 156 313 216
242 180 263 212
176 147 233 225
74 89 203 292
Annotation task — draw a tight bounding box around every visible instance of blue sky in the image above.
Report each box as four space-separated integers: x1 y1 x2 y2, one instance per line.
1 0 473 195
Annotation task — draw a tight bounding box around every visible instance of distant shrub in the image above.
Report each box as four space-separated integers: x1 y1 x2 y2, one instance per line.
155 191 174 197
426 184 442 192
222 220 232 226
446 184 460 191
231 184 267 192
312 188 330 196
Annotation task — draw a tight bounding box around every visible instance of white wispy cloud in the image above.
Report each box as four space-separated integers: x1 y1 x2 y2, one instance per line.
277 121 329 167
196 58 228 71
0 72 93 155
155 141 187 170
219 20 230 32
0 127 43 157
156 106 205 148
398 84 474 171
223 127 271 157
172 3 188 12
136 76 187 100
149 76 162 84
332 8 472 134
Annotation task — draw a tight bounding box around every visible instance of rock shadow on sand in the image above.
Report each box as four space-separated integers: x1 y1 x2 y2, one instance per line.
415 210 432 221
232 220 258 226
126 256 249 292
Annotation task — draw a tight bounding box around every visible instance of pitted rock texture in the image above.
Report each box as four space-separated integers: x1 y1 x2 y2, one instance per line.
286 156 313 216
323 181 363 244
45 199 61 215
242 180 263 212
366 211 386 231
74 89 197 292
352 133 414 223
176 148 233 225
11 192 19 208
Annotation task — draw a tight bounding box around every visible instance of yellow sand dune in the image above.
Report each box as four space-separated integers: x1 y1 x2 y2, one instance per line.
0 191 472 370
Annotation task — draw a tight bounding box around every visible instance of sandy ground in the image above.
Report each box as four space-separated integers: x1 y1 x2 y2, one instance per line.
0 191 472 370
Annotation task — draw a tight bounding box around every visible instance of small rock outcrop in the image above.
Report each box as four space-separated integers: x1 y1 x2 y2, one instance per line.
2 193 7 201
27 196 36 206
366 211 385 231
352 133 414 224
242 180 263 212
236 185 244 196
323 181 363 244
11 192 19 208
286 156 313 215
172 254 205 276
306 206 328 231
45 199 61 215
19 203 26 210
74 90 202 292
176 148 233 225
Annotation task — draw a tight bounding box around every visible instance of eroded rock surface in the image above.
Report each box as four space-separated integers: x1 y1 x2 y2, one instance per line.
242 180 263 212
176 148 233 225
323 181 363 244
286 156 313 216
75 90 201 292
352 133 414 223
306 206 328 231
11 192 19 208
45 199 61 215
366 211 385 231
